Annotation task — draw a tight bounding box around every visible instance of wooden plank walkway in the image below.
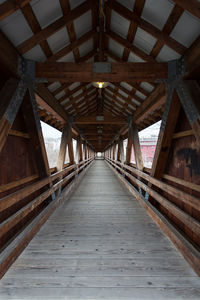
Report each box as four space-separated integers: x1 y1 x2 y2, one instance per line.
0 160 200 299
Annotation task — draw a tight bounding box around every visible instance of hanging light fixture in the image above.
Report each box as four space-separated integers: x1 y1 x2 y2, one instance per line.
92 82 109 89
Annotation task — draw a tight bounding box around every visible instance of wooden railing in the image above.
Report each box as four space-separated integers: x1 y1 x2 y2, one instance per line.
105 157 200 276
0 157 94 278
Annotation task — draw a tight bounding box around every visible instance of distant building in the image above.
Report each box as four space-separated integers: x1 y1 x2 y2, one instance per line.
130 135 158 168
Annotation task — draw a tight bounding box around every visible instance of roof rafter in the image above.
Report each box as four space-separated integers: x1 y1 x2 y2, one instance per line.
17 0 95 54
173 0 200 19
106 0 186 55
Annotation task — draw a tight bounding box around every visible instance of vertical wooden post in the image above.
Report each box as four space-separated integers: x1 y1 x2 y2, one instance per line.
79 140 83 162
119 137 124 163
66 122 75 165
117 138 121 161
126 127 133 165
57 125 68 171
131 124 143 171
84 142 87 160
112 142 116 160
75 137 81 163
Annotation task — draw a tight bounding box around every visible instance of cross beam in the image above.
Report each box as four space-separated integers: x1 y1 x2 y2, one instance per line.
35 62 168 82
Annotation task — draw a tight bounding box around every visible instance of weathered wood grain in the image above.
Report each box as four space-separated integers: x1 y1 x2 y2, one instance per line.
0 161 199 299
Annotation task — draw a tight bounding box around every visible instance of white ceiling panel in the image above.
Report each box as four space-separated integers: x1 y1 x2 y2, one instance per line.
79 39 93 57
47 27 70 54
0 10 33 46
69 0 85 10
108 83 115 89
23 44 46 61
170 11 200 47
142 0 174 30
118 89 128 98
135 91 146 100
48 82 61 92
131 98 140 106
156 45 181 61
69 82 81 90
116 0 135 11
116 96 125 104
72 89 82 97
58 51 75 62
128 52 145 62
31 0 63 29
140 82 154 93
110 11 130 39
134 27 157 54
74 10 92 39
61 98 69 106
109 39 124 58
55 91 65 100
120 82 132 91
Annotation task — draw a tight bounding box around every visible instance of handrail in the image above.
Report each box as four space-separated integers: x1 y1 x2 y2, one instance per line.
106 158 200 211
106 158 200 237
0 158 93 214
0 158 93 239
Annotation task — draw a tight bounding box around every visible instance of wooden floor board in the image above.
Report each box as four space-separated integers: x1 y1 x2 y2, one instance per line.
0 160 199 299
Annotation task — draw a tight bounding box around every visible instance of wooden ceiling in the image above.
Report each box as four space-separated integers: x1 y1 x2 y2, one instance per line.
0 0 200 151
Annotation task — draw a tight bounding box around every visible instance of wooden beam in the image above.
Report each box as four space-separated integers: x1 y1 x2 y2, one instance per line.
172 0 200 19
122 0 145 61
48 30 97 62
150 89 181 180
36 61 168 82
106 0 186 55
59 0 80 62
0 0 31 22
74 115 127 125
133 84 166 124
20 3 52 58
67 123 75 165
17 0 95 54
150 4 184 59
125 128 133 165
57 125 68 172
22 88 50 177
106 30 155 62
0 78 27 154
75 138 82 162
35 88 67 124
176 80 200 149
131 124 143 171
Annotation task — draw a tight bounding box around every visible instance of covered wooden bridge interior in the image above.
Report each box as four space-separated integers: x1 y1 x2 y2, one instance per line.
0 0 200 298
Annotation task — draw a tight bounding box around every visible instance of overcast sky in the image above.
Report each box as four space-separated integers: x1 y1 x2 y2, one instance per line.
139 120 161 138
41 120 161 140
41 121 61 138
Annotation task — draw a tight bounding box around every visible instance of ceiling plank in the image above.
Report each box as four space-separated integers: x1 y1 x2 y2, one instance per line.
0 0 31 22
47 30 97 62
106 30 155 62
59 0 80 62
122 0 146 61
106 0 186 55
74 115 127 125
150 4 184 59
20 3 52 57
172 0 200 19
17 0 95 54
133 84 166 124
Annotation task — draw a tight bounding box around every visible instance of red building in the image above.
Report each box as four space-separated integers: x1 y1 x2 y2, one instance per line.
130 136 157 168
